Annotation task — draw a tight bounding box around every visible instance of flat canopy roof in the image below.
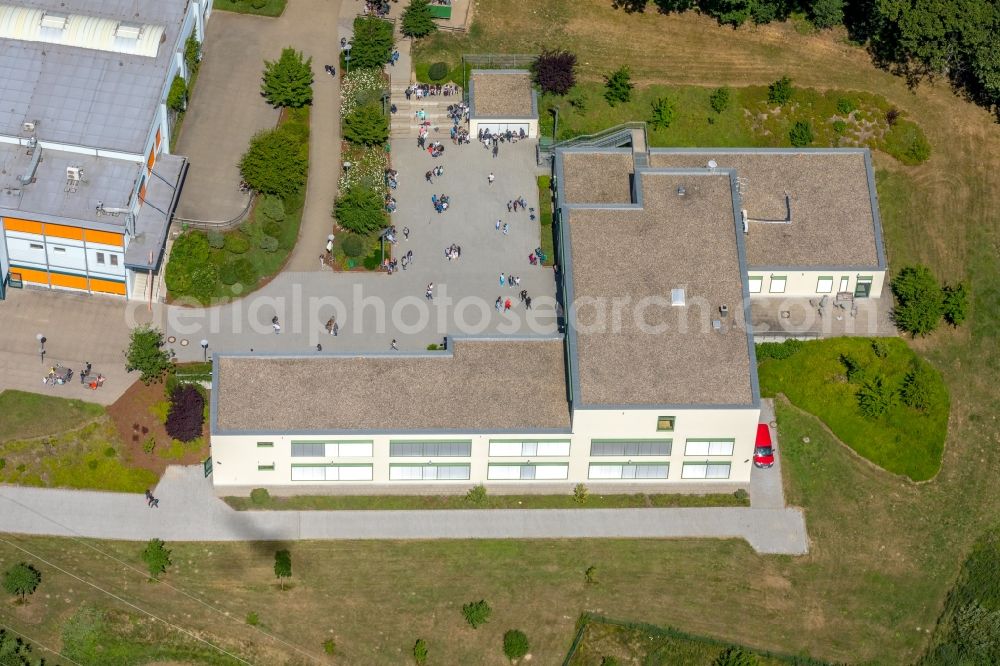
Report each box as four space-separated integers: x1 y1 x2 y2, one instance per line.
648 149 883 269
562 168 756 407
214 339 571 434
469 70 536 119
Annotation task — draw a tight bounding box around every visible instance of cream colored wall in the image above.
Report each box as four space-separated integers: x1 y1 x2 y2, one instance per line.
749 270 885 299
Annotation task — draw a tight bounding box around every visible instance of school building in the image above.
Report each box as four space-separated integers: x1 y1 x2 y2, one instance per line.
0 0 213 301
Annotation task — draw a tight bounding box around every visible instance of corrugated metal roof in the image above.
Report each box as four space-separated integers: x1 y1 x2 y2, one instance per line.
0 5 165 58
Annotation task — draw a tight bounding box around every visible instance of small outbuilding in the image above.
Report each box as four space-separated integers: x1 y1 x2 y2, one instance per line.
468 69 538 139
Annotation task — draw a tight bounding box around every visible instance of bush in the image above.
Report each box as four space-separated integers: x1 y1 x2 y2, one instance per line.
184 34 201 75
573 483 589 504
466 484 487 505
755 338 803 360
165 231 210 296
648 96 677 130
892 265 944 336
604 65 633 106
264 219 282 239
240 126 309 199
584 565 598 584
900 361 935 410
219 262 238 285
261 47 313 108
233 258 258 286
323 639 336 655
709 86 731 113
767 76 794 105
871 339 890 358
857 373 896 418
207 231 225 249
250 488 270 505
734 488 749 502
832 119 847 134
143 436 156 454
568 90 588 112
344 104 389 146
166 75 187 112
836 97 856 114
789 120 814 147
532 49 577 95
341 234 366 257
334 184 386 234
427 61 448 81
942 282 969 327
402 0 438 38
3 562 42 602
246 611 259 625
713 645 758 666
840 352 867 383
503 629 529 661
885 107 901 126
259 196 286 223
224 233 250 254
809 0 844 29
462 600 491 628
351 15 395 69
125 325 173 384
413 638 428 664
258 235 279 252
165 385 205 442
141 538 171 579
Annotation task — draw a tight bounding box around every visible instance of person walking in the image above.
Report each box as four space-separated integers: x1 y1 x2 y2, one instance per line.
151 498 159 508
271 316 281 334
425 283 434 300
316 344 323 352
525 296 533 310
487 172 495 186
495 219 501 231
504 298 512 312
145 489 153 506
403 226 410 240
499 273 505 286
502 223 509 236
507 200 512 212
391 339 399 351
495 297 502 311
325 317 336 335
332 321 339 336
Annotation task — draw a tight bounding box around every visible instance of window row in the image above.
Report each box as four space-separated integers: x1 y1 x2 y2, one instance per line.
278 439 732 459
748 275 874 296
487 464 568 480
589 463 669 479
683 440 734 457
290 465 373 481
488 441 570 457
390 464 471 480
390 440 472 457
290 441 373 458
281 462 731 481
590 440 671 457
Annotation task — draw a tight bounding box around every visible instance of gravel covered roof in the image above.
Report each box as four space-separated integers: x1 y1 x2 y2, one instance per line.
648 151 879 267
561 152 634 204
470 71 535 118
566 172 755 406
215 339 570 433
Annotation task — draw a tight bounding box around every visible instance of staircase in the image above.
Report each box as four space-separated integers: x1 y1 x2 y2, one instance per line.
389 96 463 141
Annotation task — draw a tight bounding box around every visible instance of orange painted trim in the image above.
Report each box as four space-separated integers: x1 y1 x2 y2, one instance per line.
4 217 44 235
155 128 162 150
139 182 147 203
44 223 85 241
12 267 49 284
89 278 127 295
84 230 124 247
49 272 89 289
147 149 155 170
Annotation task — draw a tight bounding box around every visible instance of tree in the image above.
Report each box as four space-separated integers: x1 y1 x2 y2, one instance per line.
710 86 731 113
789 120 814 146
649 96 677 129
261 47 314 108
503 629 529 661
3 563 41 603
857 373 897 419
892 265 944 337
184 34 202 75
713 645 758 666
0 627 42 663
942 282 969 327
462 599 492 628
343 104 389 146
166 75 187 113
702 0 757 26
532 49 577 95
900 361 936 410
125 325 172 384
767 76 794 105
239 126 309 199
274 549 292 590
413 638 428 665
401 0 438 38
809 0 844 28
165 384 205 442
334 184 387 235
350 16 395 69
141 538 172 579
604 65 633 106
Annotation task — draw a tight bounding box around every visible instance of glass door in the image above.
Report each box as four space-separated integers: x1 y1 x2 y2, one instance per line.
855 276 872 298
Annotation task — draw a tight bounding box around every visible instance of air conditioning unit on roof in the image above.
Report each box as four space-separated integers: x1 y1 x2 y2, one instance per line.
115 23 142 40
66 166 82 182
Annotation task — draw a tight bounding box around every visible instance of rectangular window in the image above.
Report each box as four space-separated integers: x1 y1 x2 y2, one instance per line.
590 440 672 456
110 254 119 266
589 463 669 479
389 464 471 481
488 441 570 457
258 464 275 471
52 246 66 253
855 275 873 298
389 440 472 457
257 442 274 448
769 276 787 293
684 440 735 456
656 416 675 432
681 462 732 479
96 252 105 264
487 464 568 480
816 276 833 293
291 441 373 457
291 442 325 457
748 276 762 293
839 276 850 293
291 464 373 481
29 243 43 250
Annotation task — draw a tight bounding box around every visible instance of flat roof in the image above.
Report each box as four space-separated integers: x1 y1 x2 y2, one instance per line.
561 150 634 205
214 339 572 434
469 70 536 119
126 153 187 269
560 164 756 407
648 149 883 268
0 143 141 229
0 0 187 153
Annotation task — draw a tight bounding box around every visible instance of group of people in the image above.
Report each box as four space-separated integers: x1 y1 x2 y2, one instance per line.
384 168 399 190
444 243 462 260
405 83 460 99
424 165 444 182
431 193 451 213
362 0 390 18
324 316 340 336
422 140 445 157
479 128 527 158
495 289 534 312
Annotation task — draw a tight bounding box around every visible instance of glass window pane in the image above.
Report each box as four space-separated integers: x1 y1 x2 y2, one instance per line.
291 466 324 481
522 442 537 457
490 442 522 457
535 464 568 479
708 440 734 456
685 441 710 456
682 463 708 479
390 466 422 480
707 463 731 479
339 466 373 481
589 464 622 479
488 465 520 480
748 276 762 293
770 276 787 293
338 443 372 457
817 277 833 293
536 441 569 456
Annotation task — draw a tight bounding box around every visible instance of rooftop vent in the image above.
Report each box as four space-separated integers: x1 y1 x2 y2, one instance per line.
719 304 729 317
40 13 68 30
22 121 35 133
115 23 142 40
671 288 686 307
66 166 82 182
707 159 718 169
712 319 723 333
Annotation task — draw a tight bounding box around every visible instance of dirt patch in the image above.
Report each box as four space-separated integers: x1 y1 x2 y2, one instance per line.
106 380 209 478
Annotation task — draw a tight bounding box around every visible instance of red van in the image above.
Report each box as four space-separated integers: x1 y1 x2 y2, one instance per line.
753 423 775 469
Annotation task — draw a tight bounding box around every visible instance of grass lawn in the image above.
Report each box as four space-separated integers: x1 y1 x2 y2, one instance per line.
224 491 748 510
0 390 103 441
757 337 949 481
211 0 286 17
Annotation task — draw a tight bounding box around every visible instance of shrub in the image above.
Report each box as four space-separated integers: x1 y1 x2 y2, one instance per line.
840 352 867 383
401 0 438 38
246 611 259 625
261 47 314 108
871 339 890 358
166 75 187 112
341 234 366 257
604 65 633 106
885 107 901 126
258 235 279 252
892 265 944 336
250 488 270 505
714 645 759 666
224 233 250 254
413 638 428 664
219 262 238 285
264 219 283 238
240 126 309 199
832 119 847 134
884 120 931 164
207 231 225 249
462 599 491 628
532 49 577 95
426 343 440 350
648 96 677 130
141 538 172 579
165 384 205 442
165 231 210 296
942 282 969 327
901 362 935 410
789 120 814 147
573 483 589 504
187 265 219 304
466 484 487 505
568 90 588 112
857 373 896 419
104 446 116 458
809 0 844 29
734 488 749 502
503 629 529 661
233 258 258 286
427 61 448 81
323 639 337 655
584 565 598 584
836 97 856 114
343 104 389 146
709 86 731 113
350 16 395 69
755 338 803 360
125 325 173 384
259 196 286 223
334 184 386 235
184 34 202 75
143 436 156 454
767 76 794 105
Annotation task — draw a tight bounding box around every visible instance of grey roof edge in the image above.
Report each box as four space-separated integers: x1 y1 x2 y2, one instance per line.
0 208 128 233
213 426 575 437
729 171 762 408
649 147 871 155
125 157 189 270
573 402 758 410
747 264 885 272
862 149 888 270
552 148 582 407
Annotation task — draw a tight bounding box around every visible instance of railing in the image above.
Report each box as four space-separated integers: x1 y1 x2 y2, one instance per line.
175 193 256 231
537 122 647 164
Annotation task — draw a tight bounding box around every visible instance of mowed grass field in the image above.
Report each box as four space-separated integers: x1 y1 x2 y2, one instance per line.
2 3 1000 664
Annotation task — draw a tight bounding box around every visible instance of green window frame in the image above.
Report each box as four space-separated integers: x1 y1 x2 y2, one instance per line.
748 275 763 294
769 275 787 293
258 464 275 471
257 441 274 448
656 416 675 432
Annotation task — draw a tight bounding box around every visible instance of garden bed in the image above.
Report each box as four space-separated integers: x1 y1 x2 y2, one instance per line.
213 0 286 17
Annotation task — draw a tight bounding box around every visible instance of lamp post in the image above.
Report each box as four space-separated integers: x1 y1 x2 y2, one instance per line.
200 339 209 363
36 333 46 363
550 107 559 144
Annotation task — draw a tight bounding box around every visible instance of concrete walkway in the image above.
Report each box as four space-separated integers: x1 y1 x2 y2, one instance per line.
0 466 808 554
